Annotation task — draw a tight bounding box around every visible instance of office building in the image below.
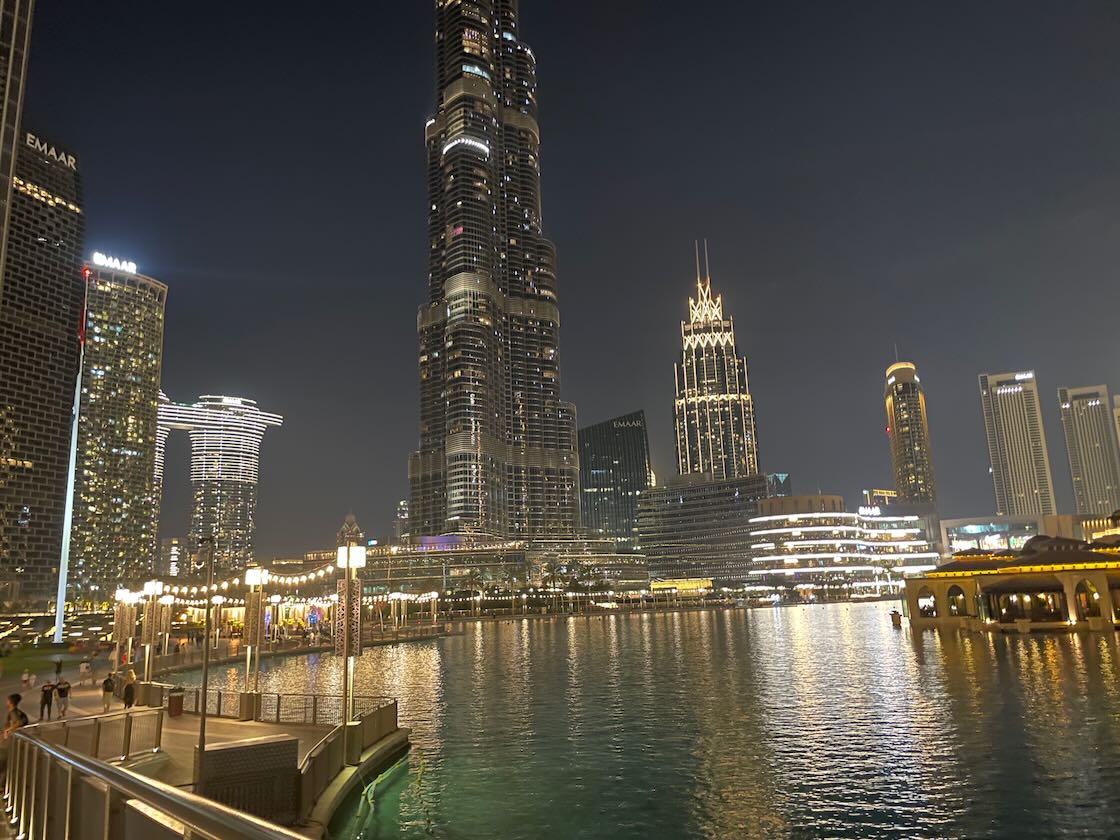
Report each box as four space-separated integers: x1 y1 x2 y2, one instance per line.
1058 385 1120 516
409 0 579 539
578 410 653 546
0 131 84 600
767 473 792 498
155 393 282 573
394 499 410 544
636 473 770 585
0 1 33 301
674 248 759 480
70 256 166 599
978 370 1056 516
747 496 939 600
158 537 185 578
884 362 936 504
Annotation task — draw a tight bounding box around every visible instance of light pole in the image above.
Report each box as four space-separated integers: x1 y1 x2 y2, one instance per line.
196 535 215 795
244 566 268 694
336 515 366 765
140 579 162 683
113 588 138 675
269 594 282 642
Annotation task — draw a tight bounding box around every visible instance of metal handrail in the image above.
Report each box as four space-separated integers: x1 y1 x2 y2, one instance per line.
7 733 307 840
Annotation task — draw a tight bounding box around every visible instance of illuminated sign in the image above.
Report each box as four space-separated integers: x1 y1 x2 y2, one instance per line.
612 419 644 429
25 132 77 170
1014 372 1034 381
858 506 882 517
92 252 137 274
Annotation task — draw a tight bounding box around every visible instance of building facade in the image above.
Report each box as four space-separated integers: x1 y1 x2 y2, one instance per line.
0 131 84 600
394 499 410 545
409 0 579 540
978 370 1056 517
766 473 792 498
673 256 759 480
884 361 936 504
578 410 653 546
0 0 33 302
747 496 939 600
155 393 282 573
1058 385 1120 516
636 473 770 585
70 257 166 600
158 536 184 578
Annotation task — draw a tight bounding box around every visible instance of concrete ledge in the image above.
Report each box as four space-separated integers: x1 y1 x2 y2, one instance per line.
297 728 411 839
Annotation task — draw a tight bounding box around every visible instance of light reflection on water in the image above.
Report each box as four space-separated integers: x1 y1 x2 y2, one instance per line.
179 603 1120 838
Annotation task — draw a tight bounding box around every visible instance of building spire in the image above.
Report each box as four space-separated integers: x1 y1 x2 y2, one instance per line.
703 238 711 282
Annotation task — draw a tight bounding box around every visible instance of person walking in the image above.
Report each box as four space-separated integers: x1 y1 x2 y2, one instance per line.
3 694 27 739
38 680 54 722
19 669 28 689
55 679 71 718
122 671 136 709
101 673 115 713
53 657 63 680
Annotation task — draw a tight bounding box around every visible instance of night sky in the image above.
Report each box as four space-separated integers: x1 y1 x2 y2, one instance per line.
22 2 1120 557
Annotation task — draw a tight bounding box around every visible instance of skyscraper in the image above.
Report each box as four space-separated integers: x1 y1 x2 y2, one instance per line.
978 370 1055 517
0 131 84 600
883 361 936 504
155 394 282 573
410 0 579 539
1058 385 1120 516
0 0 33 301
70 255 166 599
578 410 653 546
674 247 759 480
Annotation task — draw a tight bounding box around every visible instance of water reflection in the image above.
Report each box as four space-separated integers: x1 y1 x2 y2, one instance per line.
179 605 1120 838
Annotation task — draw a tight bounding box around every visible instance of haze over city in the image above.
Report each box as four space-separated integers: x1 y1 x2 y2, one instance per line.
22 0 1120 555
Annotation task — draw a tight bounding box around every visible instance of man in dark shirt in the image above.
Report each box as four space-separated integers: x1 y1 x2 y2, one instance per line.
38 681 54 721
55 679 71 718
4 693 27 737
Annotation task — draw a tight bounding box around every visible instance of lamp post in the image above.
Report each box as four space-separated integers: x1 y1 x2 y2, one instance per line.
140 579 162 683
113 588 138 675
269 594 282 642
196 535 215 795
244 566 267 694
336 514 366 766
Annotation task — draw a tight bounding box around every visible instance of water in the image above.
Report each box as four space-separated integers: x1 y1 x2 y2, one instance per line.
179 603 1120 838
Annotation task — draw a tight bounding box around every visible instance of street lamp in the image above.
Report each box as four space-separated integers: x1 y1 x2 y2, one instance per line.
140 579 163 683
244 566 268 694
336 515 366 766
269 594 282 642
113 588 139 674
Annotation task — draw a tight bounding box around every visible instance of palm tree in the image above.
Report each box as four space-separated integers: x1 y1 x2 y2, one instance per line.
541 562 565 612
465 568 486 615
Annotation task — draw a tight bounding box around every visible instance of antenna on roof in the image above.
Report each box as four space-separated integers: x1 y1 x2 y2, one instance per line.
694 240 701 282
703 239 711 281
893 342 899 362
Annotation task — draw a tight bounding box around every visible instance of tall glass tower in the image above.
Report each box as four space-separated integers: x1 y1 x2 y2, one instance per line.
578 411 653 546
884 361 936 504
155 394 282 573
1058 385 1120 516
410 0 579 539
978 370 1055 517
71 257 167 600
673 249 759 480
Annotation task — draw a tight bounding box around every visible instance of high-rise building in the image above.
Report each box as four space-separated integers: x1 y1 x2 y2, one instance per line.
155 393 282 573
0 1 33 302
409 0 579 541
674 248 759 480
636 473 770 584
1058 385 1120 516
0 131 84 600
978 370 1055 517
70 255 166 599
394 499 410 545
158 536 184 578
578 410 653 546
766 473 793 498
884 361 936 504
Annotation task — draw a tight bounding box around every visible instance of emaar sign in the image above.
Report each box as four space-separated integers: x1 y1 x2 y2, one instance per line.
92 252 137 274
25 132 77 170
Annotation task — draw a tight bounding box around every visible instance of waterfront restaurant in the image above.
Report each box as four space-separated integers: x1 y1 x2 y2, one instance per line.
903 536 1120 632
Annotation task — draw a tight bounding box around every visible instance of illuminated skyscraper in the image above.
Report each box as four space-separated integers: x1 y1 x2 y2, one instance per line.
578 411 653 545
979 370 1055 517
674 248 759 479
883 361 936 504
0 0 33 301
155 394 282 573
0 131 84 600
70 255 166 598
1058 385 1120 516
410 0 579 538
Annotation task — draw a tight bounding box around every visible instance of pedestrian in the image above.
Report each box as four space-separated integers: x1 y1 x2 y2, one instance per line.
3 693 27 739
27 672 36 688
53 657 63 679
122 671 136 709
38 680 54 722
55 679 70 718
78 660 91 686
19 669 28 688
101 673 115 713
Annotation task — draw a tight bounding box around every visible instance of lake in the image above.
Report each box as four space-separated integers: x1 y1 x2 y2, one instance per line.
182 603 1120 838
